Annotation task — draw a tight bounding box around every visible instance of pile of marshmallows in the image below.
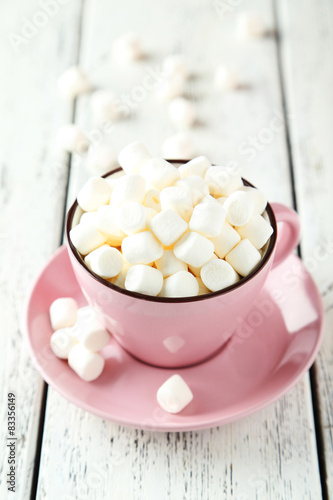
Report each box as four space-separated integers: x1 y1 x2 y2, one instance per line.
70 142 274 298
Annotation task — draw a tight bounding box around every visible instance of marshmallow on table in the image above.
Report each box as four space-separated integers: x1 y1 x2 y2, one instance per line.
210 221 241 258
155 250 188 277
50 328 78 359
236 214 273 249
87 245 123 278
122 231 163 265
159 271 199 298
86 144 117 175
179 156 211 179
189 198 226 237
144 189 161 212
110 174 146 206
118 141 152 175
240 186 267 214
70 223 107 255
205 166 243 196
117 201 148 235
96 205 126 245
77 176 112 212
162 133 196 160
149 208 188 246
196 277 210 295
168 97 196 129
224 190 255 226
175 176 209 205
160 186 193 222
57 124 88 154
200 259 239 292
125 265 163 296
74 306 110 351
173 231 214 267
157 374 193 413
49 297 78 331
57 66 91 99
214 66 238 91
162 55 189 79
90 90 122 123
112 33 144 62
237 12 266 38
225 239 261 277
156 75 186 101
68 343 105 382
140 158 180 191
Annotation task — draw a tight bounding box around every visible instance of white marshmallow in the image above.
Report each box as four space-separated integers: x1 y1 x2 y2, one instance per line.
50 328 78 359
156 75 186 101
118 141 152 175
236 214 273 249
122 231 163 265
173 231 214 267
117 201 148 235
140 158 180 191
155 250 188 277
200 259 239 292
160 186 193 222
237 12 266 39
49 297 78 331
162 55 189 79
57 66 91 99
70 223 107 255
86 144 117 175
179 156 211 178
149 208 188 246
74 306 110 351
210 221 241 258
168 97 196 129
88 245 123 278
175 176 209 205
68 344 105 382
110 260 131 288
110 174 146 206
145 207 158 225
225 239 261 277
240 186 267 214
143 189 161 212
188 253 218 277
216 196 228 206
205 166 243 196
159 271 199 298
77 176 112 212
80 211 98 226
112 32 144 62
196 277 210 295
90 90 122 123
162 133 196 160
224 190 254 226
57 124 88 154
214 66 238 91
157 374 193 413
96 205 126 245
189 198 226 237
125 265 163 296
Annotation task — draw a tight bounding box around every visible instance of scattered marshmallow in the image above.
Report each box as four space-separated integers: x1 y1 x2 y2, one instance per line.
189 198 226 237
224 190 254 226
118 141 152 175
143 188 161 212
225 239 261 277
149 208 188 246
49 297 78 331
77 176 112 212
90 90 121 123
87 245 123 278
179 156 211 179
237 12 266 39
162 133 196 160
110 174 146 206
162 55 189 79
173 231 214 267
70 223 107 255
214 66 238 91
112 32 144 62
140 158 180 191
57 124 88 154
210 221 241 258
50 328 78 359
125 265 163 296
205 167 243 196
68 343 105 382
200 259 239 292
157 374 193 413
57 66 91 99
160 186 193 222
122 231 163 264
159 271 199 298
236 214 273 249
86 144 117 175
96 205 126 245
155 250 188 277
240 186 267 214
168 97 196 129
74 306 110 351
175 176 209 205
156 75 186 101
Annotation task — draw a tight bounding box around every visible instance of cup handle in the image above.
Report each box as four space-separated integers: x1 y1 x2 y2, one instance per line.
270 202 301 268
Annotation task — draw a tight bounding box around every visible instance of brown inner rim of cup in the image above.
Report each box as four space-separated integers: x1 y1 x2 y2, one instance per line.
66 160 278 303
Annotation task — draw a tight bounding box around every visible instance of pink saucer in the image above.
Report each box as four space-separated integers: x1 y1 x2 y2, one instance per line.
23 246 324 431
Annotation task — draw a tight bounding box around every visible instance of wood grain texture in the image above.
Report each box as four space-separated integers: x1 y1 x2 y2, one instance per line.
36 0 323 499
0 0 82 498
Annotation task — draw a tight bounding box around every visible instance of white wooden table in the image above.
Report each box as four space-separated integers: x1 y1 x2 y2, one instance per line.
1 0 333 498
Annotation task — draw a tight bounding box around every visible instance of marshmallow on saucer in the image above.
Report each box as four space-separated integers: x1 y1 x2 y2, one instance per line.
125 265 163 296
86 144 118 175
237 12 266 38
90 90 121 123
159 271 199 298
96 205 126 246
68 343 105 382
189 198 226 237
110 174 146 206
57 66 91 99
162 55 189 79
140 158 180 191
225 239 261 277
118 141 152 175
157 374 193 413
179 156 211 179
214 66 238 91
205 167 243 196
168 97 196 129
49 297 78 331
87 245 123 278
224 190 254 226
175 176 209 205
155 250 187 277
75 306 110 351
162 133 196 160
149 208 188 246
77 176 112 212
50 328 78 359
122 231 163 265
57 124 88 154
200 259 239 292
210 221 241 258
173 231 214 267
112 33 144 62
70 223 107 255
236 214 273 249
160 186 193 222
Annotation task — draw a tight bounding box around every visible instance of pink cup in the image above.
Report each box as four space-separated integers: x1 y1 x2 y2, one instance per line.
66 164 301 368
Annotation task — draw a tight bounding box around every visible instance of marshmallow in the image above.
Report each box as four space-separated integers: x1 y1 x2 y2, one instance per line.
189 198 226 237
214 66 238 91
118 141 152 175
155 250 188 277
86 144 117 175
90 90 122 123
140 158 180 191
237 12 266 38
57 66 91 99
110 174 146 206
210 221 241 258
50 328 78 359
196 277 210 295
175 176 209 205
77 176 112 212
188 253 218 277
224 190 254 226
74 306 110 351
112 33 144 62
49 297 78 331
236 214 273 249
200 259 239 292
157 374 193 413
125 265 163 296
143 189 161 212
216 196 228 206
70 223 107 255
117 201 148 235
162 55 189 79
156 75 186 101
96 205 126 245
179 156 211 178
88 245 123 278
110 260 131 288
160 186 193 222
162 133 196 160
145 207 158 225
56 124 88 154
205 167 243 196
149 208 188 246
122 231 163 264
168 97 196 129
173 231 214 267
159 271 199 298
240 186 267 214
225 239 261 277
68 344 105 382
80 211 98 226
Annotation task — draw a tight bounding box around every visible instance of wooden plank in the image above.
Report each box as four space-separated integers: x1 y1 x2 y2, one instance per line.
0 1 82 498
277 0 333 497
37 0 322 498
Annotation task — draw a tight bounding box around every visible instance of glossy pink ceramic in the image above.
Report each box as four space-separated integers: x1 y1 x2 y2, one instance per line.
23 246 324 431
